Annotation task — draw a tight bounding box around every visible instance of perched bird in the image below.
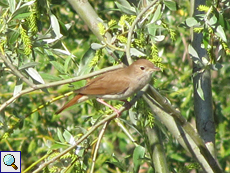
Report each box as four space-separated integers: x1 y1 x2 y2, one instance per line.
56 59 160 114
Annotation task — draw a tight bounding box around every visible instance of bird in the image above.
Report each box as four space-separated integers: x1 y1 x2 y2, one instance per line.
56 59 160 114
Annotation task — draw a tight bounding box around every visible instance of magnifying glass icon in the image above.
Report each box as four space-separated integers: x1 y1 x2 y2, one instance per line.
3 154 18 170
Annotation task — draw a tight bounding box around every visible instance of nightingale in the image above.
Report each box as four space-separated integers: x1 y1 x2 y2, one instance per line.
56 59 160 114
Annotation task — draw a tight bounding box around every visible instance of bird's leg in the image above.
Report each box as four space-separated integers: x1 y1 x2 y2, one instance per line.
121 100 132 110
96 98 121 117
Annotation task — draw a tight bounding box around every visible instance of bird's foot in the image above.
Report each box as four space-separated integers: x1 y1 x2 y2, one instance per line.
96 98 121 117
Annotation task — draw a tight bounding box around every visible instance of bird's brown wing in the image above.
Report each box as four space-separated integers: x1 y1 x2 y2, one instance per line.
79 70 131 95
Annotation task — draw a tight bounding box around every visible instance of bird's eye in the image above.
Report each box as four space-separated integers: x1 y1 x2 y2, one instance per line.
140 66 145 70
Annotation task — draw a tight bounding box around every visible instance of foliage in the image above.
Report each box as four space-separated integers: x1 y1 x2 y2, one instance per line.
0 0 230 172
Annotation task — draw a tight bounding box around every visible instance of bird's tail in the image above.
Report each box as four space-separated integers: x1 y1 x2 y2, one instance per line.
56 94 84 114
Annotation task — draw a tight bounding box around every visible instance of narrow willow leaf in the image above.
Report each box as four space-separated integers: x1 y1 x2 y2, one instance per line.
186 17 198 27
150 4 162 23
40 73 61 81
50 61 65 74
133 145 145 173
64 56 72 74
115 2 136 15
52 49 71 56
8 0 16 13
50 14 61 39
197 78 205 100
188 44 199 59
155 35 165 42
13 12 32 20
57 129 65 143
11 1 35 20
91 43 104 50
13 79 23 96
216 25 227 42
19 62 39 70
130 48 146 57
8 31 20 45
0 1 8 7
164 0 177 11
63 130 74 144
208 15 217 26
25 67 45 84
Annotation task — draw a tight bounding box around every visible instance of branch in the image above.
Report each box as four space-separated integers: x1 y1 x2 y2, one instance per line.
0 64 123 111
126 0 159 64
0 53 36 88
144 86 222 173
32 85 148 173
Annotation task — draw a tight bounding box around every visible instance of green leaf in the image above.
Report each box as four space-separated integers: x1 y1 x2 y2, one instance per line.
197 78 204 100
50 14 61 39
28 139 37 153
57 129 65 143
40 73 62 81
11 1 35 20
52 49 72 56
130 48 146 57
50 143 68 150
50 61 65 74
150 4 162 23
170 152 186 161
115 2 136 15
25 68 45 84
64 56 72 74
8 30 20 45
211 62 222 71
12 12 32 20
133 145 145 173
155 35 165 42
59 20 68 36
164 0 177 11
216 25 227 42
77 48 95 76
8 0 16 13
91 43 104 50
208 15 217 26
63 130 75 145
188 44 203 66
19 62 39 70
186 17 198 27
13 79 23 96
0 1 8 7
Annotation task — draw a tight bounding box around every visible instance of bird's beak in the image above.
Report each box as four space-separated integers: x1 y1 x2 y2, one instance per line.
152 66 161 71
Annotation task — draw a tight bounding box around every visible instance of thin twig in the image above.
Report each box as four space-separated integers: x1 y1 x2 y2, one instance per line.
90 120 110 173
32 87 147 172
0 53 36 88
126 0 159 64
0 64 124 111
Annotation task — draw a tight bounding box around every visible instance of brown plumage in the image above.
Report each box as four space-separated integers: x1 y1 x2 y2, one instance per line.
56 59 160 114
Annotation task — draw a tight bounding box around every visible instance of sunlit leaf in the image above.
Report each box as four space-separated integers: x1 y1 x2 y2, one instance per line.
196 78 205 100
13 79 23 96
216 25 227 42
25 68 45 84
19 62 39 70
50 14 61 39
115 2 136 15
130 48 146 57
186 17 198 27
133 145 145 172
164 0 177 11
91 43 104 50
50 61 65 74
150 4 162 23
57 129 65 143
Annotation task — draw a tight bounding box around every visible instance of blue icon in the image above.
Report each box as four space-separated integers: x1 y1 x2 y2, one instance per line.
3 154 18 170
